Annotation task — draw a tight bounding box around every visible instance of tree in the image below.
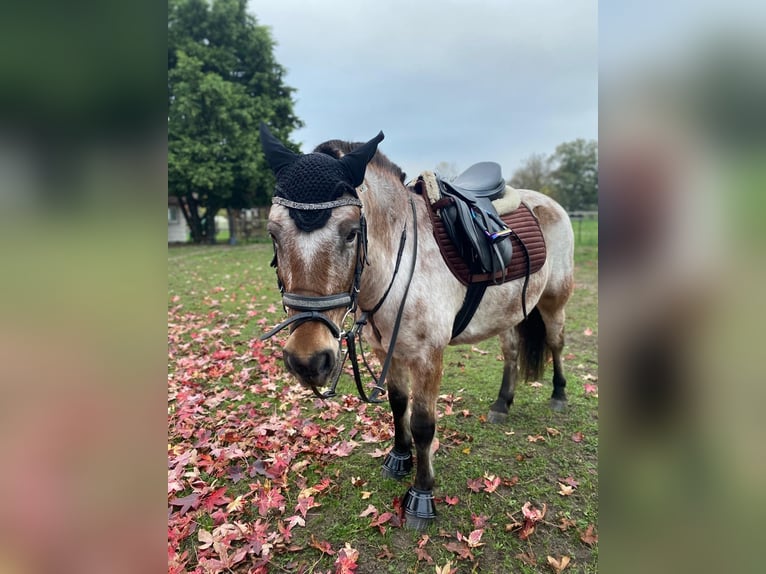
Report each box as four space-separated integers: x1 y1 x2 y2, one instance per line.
548 139 598 212
510 153 552 193
168 0 302 243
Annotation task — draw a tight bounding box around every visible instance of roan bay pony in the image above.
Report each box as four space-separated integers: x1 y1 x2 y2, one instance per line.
259 125 574 529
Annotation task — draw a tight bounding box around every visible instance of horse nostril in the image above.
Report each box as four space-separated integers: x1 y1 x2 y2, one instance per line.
310 350 335 377
283 348 335 381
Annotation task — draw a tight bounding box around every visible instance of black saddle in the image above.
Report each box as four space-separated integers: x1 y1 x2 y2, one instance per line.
437 162 512 282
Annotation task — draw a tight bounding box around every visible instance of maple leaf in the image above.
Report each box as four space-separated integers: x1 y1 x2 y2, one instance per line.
482 474 501 493
444 495 459 506
529 381 543 388
471 513 489 528
443 541 474 561
415 547 434 563
580 524 598 546
527 434 546 443
198 528 214 550
309 535 335 555
368 447 388 458
503 475 520 487
169 492 200 516
584 383 598 395
466 478 483 493
202 487 231 512
558 517 577 531
465 529 485 548
519 522 536 540
226 495 246 513
546 427 561 436
295 495 319 518
571 431 584 443
522 502 547 522
558 482 575 496
418 534 430 548
377 545 394 560
359 504 378 518
334 543 359 573
286 514 305 529
583 327 593 336
370 511 394 534
561 476 580 488
547 555 572 573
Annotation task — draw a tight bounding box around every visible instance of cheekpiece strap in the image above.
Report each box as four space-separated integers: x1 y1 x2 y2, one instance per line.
272 196 363 210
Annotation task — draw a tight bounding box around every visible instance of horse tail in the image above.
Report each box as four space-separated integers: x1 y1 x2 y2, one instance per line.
517 307 549 382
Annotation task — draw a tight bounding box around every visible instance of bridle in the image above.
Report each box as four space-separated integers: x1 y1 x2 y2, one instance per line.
260 189 418 404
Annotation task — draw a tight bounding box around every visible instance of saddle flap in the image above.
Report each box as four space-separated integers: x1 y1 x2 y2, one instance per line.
438 182 513 279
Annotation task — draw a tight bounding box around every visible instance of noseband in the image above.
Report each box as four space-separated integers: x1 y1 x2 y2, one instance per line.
260 192 418 404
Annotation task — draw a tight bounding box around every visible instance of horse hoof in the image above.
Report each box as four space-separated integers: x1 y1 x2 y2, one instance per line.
549 398 568 412
403 487 436 530
486 410 508 424
381 449 413 480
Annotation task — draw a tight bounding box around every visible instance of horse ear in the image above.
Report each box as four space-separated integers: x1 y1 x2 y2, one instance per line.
339 131 385 187
260 122 300 175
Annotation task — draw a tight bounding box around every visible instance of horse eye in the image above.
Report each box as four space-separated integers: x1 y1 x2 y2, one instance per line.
345 231 358 243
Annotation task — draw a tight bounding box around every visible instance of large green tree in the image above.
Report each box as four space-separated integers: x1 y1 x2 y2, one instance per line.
168 0 301 243
549 139 598 212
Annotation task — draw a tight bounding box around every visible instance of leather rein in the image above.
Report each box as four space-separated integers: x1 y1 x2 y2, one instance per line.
260 193 418 404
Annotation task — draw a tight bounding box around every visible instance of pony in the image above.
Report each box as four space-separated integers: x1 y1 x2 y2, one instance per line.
259 124 574 529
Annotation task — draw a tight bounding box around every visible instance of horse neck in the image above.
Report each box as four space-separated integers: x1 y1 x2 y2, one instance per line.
358 168 412 311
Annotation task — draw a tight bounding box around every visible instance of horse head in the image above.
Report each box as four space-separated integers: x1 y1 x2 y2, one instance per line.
259 124 383 391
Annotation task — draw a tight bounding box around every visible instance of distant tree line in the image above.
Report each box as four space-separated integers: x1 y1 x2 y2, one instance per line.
510 139 598 212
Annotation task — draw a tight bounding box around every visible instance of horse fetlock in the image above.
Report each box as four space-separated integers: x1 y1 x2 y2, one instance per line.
403 487 436 530
381 449 413 480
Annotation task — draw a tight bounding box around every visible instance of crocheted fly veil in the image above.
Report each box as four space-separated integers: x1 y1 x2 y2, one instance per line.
259 123 384 231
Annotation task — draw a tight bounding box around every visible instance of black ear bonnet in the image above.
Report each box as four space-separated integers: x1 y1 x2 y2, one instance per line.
260 123 384 232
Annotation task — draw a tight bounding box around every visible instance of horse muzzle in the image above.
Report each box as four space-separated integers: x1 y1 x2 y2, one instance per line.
283 346 340 389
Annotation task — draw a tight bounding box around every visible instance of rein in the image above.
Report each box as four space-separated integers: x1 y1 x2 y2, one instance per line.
260 192 419 404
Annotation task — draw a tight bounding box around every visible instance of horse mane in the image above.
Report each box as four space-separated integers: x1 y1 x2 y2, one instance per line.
313 139 407 183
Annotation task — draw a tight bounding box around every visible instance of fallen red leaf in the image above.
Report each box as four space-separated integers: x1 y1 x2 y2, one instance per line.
580 524 598 546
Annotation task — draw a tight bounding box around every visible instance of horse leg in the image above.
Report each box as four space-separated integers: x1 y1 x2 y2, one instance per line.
487 328 519 424
539 299 568 411
381 358 413 479
402 349 442 530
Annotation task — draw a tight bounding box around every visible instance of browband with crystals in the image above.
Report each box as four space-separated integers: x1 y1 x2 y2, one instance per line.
272 196 363 211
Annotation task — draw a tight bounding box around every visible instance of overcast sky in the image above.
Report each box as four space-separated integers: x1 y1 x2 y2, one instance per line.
249 0 597 181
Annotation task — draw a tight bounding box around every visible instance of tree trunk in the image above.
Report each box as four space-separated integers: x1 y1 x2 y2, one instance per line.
178 193 204 243
205 206 217 244
227 207 238 245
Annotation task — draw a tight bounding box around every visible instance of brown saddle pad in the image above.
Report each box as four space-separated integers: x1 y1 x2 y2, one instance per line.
415 180 547 286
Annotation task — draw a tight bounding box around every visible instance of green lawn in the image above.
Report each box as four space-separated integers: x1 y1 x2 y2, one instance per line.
168 218 598 573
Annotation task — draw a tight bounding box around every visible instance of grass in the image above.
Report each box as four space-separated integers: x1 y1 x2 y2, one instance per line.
168 217 598 573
